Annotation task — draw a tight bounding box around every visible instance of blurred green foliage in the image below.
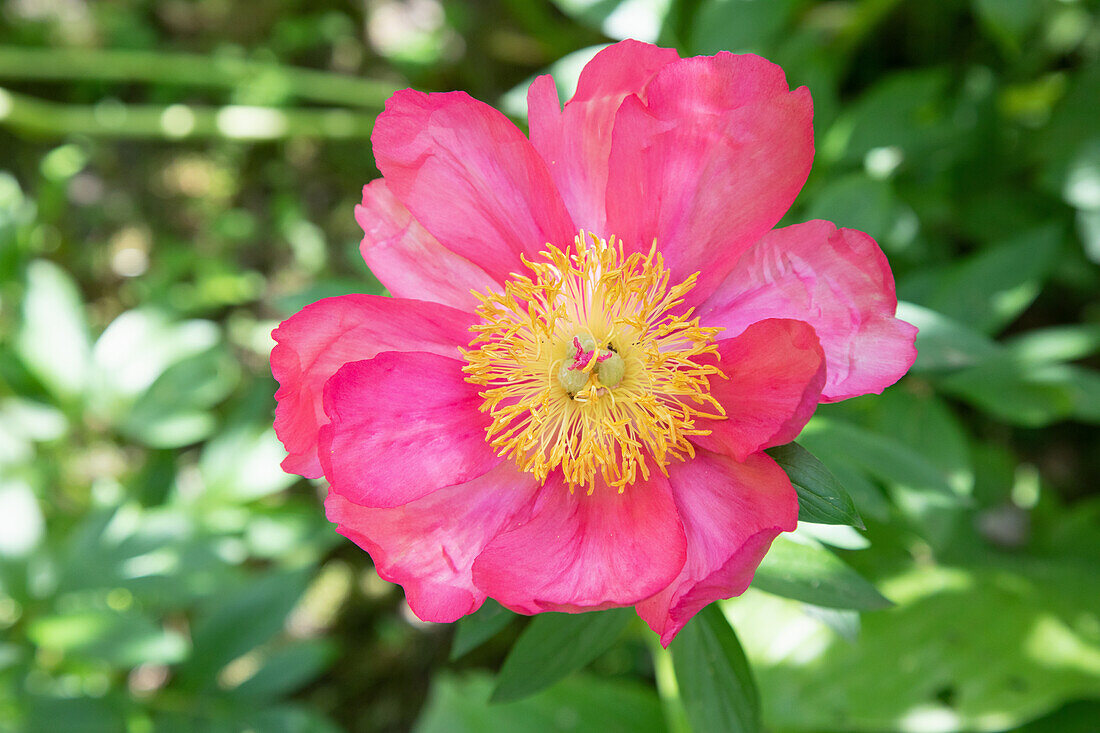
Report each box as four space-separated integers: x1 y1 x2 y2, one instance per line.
0 0 1098 731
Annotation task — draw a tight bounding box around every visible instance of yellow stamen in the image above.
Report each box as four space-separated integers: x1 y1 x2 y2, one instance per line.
461 232 726 493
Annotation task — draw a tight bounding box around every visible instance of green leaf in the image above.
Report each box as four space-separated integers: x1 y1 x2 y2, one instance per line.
16 259 91 401
670 604 761 733
766 442 863 528
0 476 44 557
491 608 633 703
752 535 892 610
451 599 516 661
417 672 665 733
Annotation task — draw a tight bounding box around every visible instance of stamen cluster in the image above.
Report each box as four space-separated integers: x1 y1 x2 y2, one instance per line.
462 232 726 492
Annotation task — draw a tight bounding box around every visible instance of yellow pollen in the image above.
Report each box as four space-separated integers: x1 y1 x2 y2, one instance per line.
461 232 726 493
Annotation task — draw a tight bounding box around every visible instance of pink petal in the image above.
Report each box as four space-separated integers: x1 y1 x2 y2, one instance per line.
693 318 825 461
635 449 797 647
699 221 918 401
356 180 497 310
272 295 475 478
372 89 575 283
527 40 680 234
320 351 499 508
325 461 540 623
472 473 687 614
604 56 814 306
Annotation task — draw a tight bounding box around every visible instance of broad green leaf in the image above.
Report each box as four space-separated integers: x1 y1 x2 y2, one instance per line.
27 609 188 667
491 608 634 703
752 535 892 611
417 672 664 733
766 442 863 528
16 259 90 401
671 604 761 733
451 599 516 661
0 476 43 557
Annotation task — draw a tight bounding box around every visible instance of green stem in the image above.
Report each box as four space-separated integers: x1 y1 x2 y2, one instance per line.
0 45 397 109
0 86 375 140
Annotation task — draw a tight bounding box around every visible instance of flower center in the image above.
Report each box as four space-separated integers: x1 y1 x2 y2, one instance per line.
462 232 726 492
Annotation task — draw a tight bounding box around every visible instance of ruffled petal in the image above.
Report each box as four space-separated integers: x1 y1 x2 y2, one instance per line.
356 180 497 310
325 461 540 623
272 295 475 478
693 319 825 461
604 54 813 305
699 220 918 401
472 473 687 614
372 89 575 282
527 40 680 234
636 449 797 647
320 351 499 508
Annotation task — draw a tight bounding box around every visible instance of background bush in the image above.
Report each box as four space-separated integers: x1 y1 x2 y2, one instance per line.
0 1 1098 731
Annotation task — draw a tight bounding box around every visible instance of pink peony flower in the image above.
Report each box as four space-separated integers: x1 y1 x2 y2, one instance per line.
272 40 917 645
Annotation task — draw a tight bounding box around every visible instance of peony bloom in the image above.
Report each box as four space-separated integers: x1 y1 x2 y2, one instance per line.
272 40 917 645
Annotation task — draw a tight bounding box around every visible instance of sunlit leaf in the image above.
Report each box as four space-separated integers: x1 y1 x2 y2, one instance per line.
16 260 90 401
